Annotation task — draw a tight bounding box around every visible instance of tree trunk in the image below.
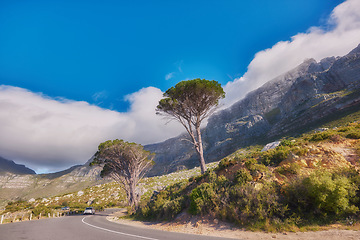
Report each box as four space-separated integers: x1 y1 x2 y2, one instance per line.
128 180 138 209
196 124 207 174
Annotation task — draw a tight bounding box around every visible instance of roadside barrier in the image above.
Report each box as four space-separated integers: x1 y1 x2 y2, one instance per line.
0 211 71 224
0 208 100 224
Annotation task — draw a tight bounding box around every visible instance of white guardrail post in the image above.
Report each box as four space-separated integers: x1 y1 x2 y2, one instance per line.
1 215 4 224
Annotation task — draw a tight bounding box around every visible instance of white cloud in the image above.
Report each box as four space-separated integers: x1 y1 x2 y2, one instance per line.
175 60 183 73
92 90 108 103
222 0 360 107
165 72 175 80
0 85 183 173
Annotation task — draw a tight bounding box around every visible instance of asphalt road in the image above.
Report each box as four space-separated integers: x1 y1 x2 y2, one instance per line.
0 209 240 240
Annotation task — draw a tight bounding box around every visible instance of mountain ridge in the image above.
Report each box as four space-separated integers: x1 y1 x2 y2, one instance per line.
0 156 36 175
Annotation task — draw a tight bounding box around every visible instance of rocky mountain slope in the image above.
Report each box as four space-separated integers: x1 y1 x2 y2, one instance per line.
0 157 108 206
0 156 36 175
146 44 360 176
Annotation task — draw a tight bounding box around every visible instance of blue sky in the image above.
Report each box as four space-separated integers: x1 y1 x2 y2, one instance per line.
0 0 343 111
1 0 360 173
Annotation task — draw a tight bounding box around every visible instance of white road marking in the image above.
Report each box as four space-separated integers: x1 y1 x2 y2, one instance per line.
81 216 160 240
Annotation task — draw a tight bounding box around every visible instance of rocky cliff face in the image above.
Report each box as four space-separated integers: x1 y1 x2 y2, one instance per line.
146 44 360 176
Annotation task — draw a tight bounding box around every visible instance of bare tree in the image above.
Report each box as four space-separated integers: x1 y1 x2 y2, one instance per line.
156 78 225 174
91 139 154 209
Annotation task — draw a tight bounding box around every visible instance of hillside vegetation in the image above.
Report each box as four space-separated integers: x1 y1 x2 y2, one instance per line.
0 162 218 222
135 110 360 231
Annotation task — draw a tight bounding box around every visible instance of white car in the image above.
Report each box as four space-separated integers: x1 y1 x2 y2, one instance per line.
83 207 95 215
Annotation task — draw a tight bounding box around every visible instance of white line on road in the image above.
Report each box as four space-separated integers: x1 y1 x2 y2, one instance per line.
81 217 159 240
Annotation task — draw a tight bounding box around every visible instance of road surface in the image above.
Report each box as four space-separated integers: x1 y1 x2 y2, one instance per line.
0 209 239 240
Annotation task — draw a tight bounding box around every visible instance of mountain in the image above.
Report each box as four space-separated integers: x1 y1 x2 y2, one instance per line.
0 156 36 175
0 157 109 206
145 44 360 176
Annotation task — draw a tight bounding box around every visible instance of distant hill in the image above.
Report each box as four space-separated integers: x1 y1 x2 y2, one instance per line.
0 156 36 175
0 156 109 206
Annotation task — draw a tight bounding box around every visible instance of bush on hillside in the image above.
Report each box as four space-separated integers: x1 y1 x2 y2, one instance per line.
276 162 301 176
234 169 253 185
189 182 218 215
259 146 290 166
32 206 52 216
309 131 335 142
285 170 359 218
137 181 188 220
5 200 31 213
224 181 285 225
346 131 360 139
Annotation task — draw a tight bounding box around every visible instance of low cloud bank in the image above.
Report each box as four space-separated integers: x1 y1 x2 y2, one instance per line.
0 86 182 173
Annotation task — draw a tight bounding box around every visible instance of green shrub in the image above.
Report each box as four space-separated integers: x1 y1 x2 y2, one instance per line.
346 130 360 139
276 163 301 176
235 169 253 185
226 182 284 224
280 139 296 147
292 147 308 156
136 180 189 220
189 182 218 215
337 127 351 132
285 170 359 218
309 131 334 141
218 157 237 170
32 206 52 216
260 147 290 166
162 197 185 219
5 200 31 213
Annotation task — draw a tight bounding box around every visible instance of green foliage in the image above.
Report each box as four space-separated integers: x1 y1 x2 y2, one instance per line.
136 181 189 220
309 131 335 141
306 125 360 142
259 146 290 166
217 157 237 171
5 200 31 213
234 169 252 185
32 206 52 216
280 139 296 147
157 78 225 115
285 170 359 218
346 130 360 139
226 182 285 225
189 182 217 215
276 163 301 176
